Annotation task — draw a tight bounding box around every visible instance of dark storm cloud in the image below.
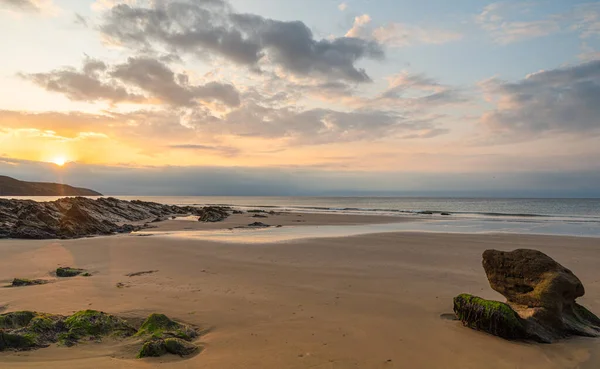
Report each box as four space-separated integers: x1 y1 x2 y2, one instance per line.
482 60 600 137
100 0 384 82
1 0 40 12
21 57 241 107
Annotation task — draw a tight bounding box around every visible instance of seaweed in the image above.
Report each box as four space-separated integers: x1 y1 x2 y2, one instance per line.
453 294 527 340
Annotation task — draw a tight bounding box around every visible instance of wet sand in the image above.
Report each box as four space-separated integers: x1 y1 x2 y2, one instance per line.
0 212 599 368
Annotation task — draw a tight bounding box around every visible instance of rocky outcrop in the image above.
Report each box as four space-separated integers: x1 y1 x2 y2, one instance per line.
454 249 600 343
0 310 201 359
198 206 230 222
0 197 232 240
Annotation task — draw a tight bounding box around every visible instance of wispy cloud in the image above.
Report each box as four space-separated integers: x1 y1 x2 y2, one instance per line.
0 0 59 15
345 13 463 47
476 1 600 44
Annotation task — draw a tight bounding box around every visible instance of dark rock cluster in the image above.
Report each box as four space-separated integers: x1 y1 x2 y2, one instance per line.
0 197 232 240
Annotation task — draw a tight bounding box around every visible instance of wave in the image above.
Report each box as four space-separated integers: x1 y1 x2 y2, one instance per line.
183 202 600 222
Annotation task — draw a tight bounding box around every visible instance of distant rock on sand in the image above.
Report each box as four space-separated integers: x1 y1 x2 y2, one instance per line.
454 249 600 343
198 206 231 222
0 197 231 240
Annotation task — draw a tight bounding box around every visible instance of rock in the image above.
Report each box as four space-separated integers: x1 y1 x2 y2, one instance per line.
419 211 434 215
252 214 268 218
164 337 198 356
138 338 198 358
60 310 136 345
248 222 270 228
0 310 201 359
138 339 167 358
0 197 205 240
441 212 451 216
232 210 244 214
198 206 230 223
9 278 48 287
453 294 528 340
56 267 85 278
455 249 600 343
136 313 197 341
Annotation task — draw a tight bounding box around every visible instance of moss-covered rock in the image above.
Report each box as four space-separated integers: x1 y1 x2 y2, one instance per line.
0 331 37 351
1 310 202 359
453 294 528 340
138 339 168 358
136 313 196 341
164 338 198 356
137 338 198 358
0 311 37 329
9 278 48 287
62 310 135 343
56 267 85 277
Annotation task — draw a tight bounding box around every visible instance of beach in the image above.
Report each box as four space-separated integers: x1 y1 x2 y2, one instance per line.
1 212 599 368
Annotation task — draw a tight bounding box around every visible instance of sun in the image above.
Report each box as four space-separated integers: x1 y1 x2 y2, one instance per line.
51 156 67 166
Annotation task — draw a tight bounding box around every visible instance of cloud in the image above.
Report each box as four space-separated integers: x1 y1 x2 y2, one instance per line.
345 14 462 47
99 0 384 82
480 60 600 139
111 57 241 107
22 60 146 104
167 144 240 157
0 0 60 16
22 56 241 107
476 2 600 44
338 3 347 11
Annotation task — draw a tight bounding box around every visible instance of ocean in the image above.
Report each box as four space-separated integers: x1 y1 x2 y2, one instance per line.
3 196 600 238
4 196 600 219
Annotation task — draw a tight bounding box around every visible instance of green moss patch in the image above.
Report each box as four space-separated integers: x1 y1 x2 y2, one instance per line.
138 339 168 358
0 311 37 329
453 294 527 340
136 314 197 341
138 338 198 358
56 267 86 277
0 331 37 351
62 310 136 343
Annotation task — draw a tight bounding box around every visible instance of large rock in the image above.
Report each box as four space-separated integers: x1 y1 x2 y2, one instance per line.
0 197 209 240
479 249 600 342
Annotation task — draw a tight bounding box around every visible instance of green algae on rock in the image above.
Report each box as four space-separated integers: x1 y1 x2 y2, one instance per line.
56 267 86 277
138 338 198 358
136 314 200 359
0 310 202 359
0 310 134 351
453 294 528 340
61 310 136 344
8 278 48 287
136 313 197 341
0 311 37 329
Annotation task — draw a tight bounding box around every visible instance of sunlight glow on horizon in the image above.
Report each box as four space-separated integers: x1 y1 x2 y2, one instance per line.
51 156 67 166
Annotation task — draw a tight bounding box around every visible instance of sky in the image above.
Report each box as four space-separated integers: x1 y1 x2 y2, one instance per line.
0 0 599 196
